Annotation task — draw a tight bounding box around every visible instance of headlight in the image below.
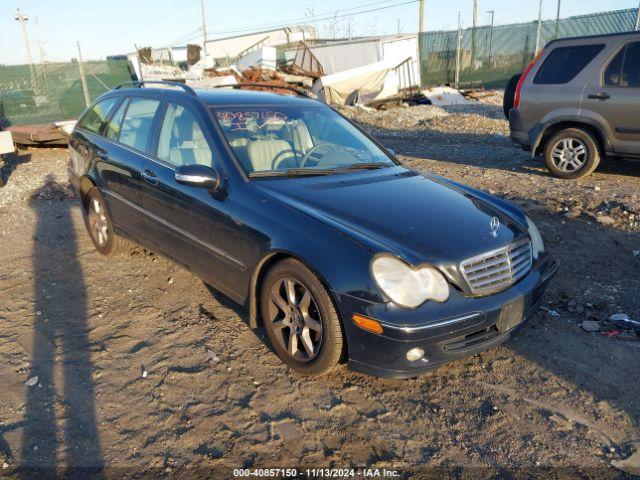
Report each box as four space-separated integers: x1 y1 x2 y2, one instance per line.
526 216 545 260
371 255 450 308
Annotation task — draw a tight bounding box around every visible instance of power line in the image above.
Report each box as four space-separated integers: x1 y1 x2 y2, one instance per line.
208 0 419 37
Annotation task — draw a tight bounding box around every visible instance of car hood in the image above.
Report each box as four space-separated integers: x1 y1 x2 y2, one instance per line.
254 166 528 268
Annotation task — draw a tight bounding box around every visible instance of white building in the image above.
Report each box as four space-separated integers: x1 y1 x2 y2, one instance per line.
205 26 317 64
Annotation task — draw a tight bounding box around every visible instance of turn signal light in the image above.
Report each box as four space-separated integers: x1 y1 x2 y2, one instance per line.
352 314 384 334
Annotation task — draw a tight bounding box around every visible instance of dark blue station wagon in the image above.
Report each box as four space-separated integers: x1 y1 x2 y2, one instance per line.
68 81 558 378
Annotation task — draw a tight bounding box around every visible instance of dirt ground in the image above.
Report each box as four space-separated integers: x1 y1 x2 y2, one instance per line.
1 94 639 479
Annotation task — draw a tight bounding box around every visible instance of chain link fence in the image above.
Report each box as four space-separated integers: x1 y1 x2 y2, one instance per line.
0 60 133 128
419 8 639 89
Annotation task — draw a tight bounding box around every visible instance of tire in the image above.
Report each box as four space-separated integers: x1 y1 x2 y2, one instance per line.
83 188 131 256
543 128 601 180
260 258 344 376
503 73 522 119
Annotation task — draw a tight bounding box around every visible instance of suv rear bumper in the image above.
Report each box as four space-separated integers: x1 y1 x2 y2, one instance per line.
509 108 531 147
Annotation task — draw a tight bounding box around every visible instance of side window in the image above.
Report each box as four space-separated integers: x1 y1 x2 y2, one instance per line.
604 46 626 87
620 41 640 88
157 103 213 167
533 44 605 85
104 98 129 141
119 98 161 153
76 97 118 134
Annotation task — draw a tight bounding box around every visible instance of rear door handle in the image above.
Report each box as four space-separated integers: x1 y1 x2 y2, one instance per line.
588 92 611 100
142 169 158 186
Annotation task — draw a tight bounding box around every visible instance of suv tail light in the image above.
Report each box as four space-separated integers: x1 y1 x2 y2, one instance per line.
514 50 545 109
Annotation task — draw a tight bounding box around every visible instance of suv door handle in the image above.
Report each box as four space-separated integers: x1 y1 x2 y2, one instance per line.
142 169 158 186
588 92 611 100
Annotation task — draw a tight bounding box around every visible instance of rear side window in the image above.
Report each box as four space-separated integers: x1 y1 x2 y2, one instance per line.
606 41 640 88
604 46 625 87
534 44 605 85
77 97 118 134
104 99 129 141
118 98 161 153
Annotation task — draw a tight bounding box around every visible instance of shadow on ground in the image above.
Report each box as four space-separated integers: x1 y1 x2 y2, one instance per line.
19 176 103 478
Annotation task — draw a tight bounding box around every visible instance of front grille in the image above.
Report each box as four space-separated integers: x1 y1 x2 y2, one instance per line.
460 239 532 296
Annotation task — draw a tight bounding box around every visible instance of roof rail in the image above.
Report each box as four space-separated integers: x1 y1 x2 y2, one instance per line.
216 83 312 98
113 80 197 96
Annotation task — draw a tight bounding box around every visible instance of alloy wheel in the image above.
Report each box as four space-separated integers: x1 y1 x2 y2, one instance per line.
87 198 109 247
551 137 587 172
267 277 323 362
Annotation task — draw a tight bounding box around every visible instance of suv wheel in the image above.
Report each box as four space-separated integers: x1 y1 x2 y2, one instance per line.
260 258 344 376
544 128 601 179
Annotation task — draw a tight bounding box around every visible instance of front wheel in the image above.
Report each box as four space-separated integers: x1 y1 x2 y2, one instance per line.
260 258 344 376
543 128 601 179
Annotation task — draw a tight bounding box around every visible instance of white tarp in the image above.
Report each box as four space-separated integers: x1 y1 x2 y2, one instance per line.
312 60 399 105
305 40 381 75
0 131 14 155
284 35 421 86
422 86 474 106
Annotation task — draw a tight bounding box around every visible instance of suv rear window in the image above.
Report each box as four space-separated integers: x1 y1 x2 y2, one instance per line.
533 44 605 85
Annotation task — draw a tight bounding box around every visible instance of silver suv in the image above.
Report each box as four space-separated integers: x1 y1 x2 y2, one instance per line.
508 31 640 179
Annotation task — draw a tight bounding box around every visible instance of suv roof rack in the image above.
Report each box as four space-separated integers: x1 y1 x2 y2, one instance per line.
113 80 197 96
215 83 311 98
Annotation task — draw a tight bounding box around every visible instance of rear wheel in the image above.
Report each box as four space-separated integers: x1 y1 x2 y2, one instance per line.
260 258 344 376
543 128 601 179
84 188 130 255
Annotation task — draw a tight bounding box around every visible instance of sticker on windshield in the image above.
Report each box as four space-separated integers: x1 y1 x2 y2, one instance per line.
217 111 289 131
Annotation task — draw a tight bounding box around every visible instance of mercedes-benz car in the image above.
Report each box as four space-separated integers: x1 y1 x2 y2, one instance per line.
68 81 558 378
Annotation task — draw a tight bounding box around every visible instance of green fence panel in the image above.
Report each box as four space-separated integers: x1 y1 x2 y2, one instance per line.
419 8 638 89
0 59 133 127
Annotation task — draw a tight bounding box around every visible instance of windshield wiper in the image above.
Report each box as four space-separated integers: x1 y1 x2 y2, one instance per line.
344 162 393 170
249 168 337 178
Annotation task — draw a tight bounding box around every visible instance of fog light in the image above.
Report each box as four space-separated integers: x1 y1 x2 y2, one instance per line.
406 347 425 362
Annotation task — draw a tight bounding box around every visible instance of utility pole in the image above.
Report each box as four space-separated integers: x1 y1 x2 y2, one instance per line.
35 17 46 64
534 0 543 55
418 0 425 33
471 0 478 67
455 11 462 87
14 9 37 89
200 0 208 56
554 0 562 38
76 42 91 108
487 10 495 66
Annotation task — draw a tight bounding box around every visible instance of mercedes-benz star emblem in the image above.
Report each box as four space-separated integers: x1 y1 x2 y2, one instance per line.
490 216 500 237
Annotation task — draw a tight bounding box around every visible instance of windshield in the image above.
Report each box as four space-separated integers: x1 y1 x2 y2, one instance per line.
212 105 395 176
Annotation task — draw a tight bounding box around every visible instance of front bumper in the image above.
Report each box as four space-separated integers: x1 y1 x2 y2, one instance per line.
334 254 559 379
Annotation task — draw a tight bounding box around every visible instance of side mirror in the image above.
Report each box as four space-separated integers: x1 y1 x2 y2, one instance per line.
387 148 396 157
175 164 220 190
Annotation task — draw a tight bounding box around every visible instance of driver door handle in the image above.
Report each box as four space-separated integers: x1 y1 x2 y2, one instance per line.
142 169 158 186
588 92 611 100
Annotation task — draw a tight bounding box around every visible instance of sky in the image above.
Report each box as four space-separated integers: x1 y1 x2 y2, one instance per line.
0 0 637 64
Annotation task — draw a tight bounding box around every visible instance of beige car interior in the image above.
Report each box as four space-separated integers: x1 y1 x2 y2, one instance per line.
227 119 315 172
